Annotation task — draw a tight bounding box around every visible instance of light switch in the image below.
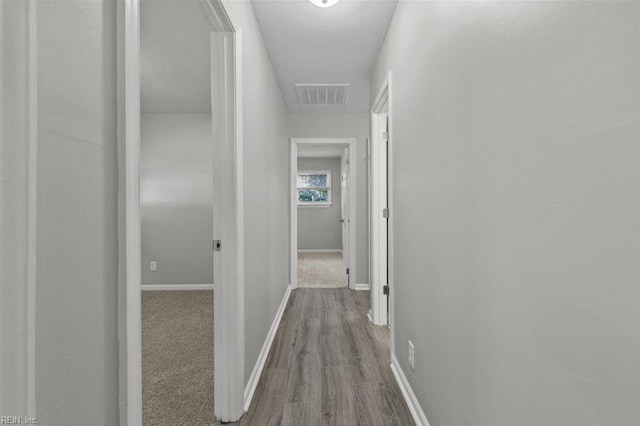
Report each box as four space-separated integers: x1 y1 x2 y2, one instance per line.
150 261 157 271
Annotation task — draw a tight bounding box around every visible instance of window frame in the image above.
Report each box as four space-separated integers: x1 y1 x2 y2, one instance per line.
296 170 332 207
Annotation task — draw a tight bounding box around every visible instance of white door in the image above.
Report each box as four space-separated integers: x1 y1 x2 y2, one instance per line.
381 114 389 320
341 148 350 287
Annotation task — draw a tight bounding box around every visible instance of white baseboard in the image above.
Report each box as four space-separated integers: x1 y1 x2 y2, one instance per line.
390 356 430 426
297 249 342 253
244 284 292 411
355 283 370 291
141 284 214 291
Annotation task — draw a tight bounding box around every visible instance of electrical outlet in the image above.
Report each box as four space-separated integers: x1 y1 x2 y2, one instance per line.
150 261 157 271
408 340 415 370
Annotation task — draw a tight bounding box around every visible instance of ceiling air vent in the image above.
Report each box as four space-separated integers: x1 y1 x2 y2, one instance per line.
295 84 349 106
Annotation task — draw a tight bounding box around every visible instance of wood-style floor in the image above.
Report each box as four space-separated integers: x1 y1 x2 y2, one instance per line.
233 289 414 426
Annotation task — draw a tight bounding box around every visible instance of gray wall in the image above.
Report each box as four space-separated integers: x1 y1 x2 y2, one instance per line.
289 114 369 284
35 1 119 424
232 1 291 387
141 114 213 285
372 2 640 425
297 158 342 250
1 1 30 414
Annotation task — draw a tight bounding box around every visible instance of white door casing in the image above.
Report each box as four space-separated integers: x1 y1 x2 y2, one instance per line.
370 73 392 329
120 0 245 423
291 138 357 290
340 148 350 286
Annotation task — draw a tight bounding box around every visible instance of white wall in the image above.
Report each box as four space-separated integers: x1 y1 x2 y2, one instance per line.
289 114 369 283
372 2 640 425
297 157 342 250
35 1 119 424
141 114 213 285
231 1 291 387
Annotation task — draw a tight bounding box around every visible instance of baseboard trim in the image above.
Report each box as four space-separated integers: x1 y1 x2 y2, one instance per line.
390 356 430 426
244 284 292 411
297 249 342 253
355 283 370 291
141 284 214 291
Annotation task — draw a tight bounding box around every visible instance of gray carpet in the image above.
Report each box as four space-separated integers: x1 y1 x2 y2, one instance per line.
142 290 214 426
297 251 346 288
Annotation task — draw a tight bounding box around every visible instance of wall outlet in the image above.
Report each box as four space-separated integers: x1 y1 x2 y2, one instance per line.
408 340 415 370
150 261 157 271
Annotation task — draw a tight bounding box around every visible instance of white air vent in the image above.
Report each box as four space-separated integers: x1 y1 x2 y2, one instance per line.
295 84 349 106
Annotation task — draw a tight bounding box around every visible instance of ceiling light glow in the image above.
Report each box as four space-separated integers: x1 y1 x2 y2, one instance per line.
308 0 340 8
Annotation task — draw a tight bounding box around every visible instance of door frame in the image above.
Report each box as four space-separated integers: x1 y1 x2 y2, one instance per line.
340 147 350 287
290 138 357 289
119 0 245 423
370 72 393 330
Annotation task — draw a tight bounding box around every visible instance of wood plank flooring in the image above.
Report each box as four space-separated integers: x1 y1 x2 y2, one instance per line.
233 289 414 426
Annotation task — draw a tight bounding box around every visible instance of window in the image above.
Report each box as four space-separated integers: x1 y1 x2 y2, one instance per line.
297 170 331 206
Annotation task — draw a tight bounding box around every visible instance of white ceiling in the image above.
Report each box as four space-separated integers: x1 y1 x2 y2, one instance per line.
140 0 211 114
251 0 398 113
140 0 397 114
298 144 347 158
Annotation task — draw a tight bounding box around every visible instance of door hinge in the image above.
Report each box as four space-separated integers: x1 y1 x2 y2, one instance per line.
382 208 389 218
382 131 389 140
346 267 350 275
383 285 390 295
213 240 221 252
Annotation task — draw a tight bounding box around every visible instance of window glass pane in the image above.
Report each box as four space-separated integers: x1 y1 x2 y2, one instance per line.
297 174 328 188
298 189 329 203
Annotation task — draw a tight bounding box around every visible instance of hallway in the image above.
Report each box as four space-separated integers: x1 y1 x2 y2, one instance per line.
2 0 638 424
236 289 414 425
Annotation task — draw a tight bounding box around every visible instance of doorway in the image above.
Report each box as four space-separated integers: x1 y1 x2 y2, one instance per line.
139 1 215 424
121 0 244 423
340 148 350 287
291 139 357 290
370 73 392 327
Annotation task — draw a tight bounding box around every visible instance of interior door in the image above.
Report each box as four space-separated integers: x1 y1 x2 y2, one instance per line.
340 148 350 287
384 115 390 320
380 114 389 321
